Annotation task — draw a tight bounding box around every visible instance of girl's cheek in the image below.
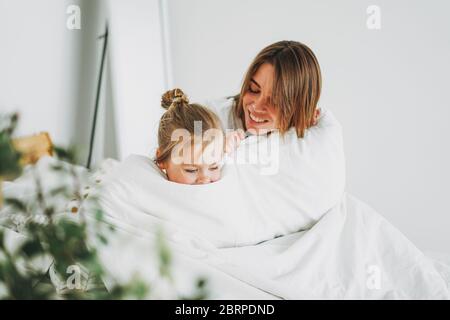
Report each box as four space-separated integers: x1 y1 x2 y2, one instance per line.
213 171 222 182
181 172 195 184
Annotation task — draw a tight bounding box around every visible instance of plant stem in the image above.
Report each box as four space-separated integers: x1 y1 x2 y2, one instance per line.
0 177 3 208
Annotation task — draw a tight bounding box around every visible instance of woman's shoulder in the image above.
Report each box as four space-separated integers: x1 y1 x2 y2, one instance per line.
203 95 236 113
311 107 342 131
202 95 241 130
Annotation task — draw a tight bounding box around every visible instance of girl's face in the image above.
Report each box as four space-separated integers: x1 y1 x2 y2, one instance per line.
242 63 278 134
157 141 223 185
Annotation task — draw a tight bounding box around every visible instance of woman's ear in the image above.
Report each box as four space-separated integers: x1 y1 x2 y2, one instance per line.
310 108 321 126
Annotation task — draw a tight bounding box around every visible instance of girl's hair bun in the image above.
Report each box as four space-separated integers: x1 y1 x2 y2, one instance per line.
161 88 189 110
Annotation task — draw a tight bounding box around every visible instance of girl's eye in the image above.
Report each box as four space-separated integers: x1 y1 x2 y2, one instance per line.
209 166 219 171
184 168 198 173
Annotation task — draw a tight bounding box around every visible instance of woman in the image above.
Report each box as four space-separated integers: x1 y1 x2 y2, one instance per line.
207 40 323 137
201 40 346 233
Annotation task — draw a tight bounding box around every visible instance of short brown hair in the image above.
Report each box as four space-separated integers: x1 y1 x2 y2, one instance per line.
234 40 322 138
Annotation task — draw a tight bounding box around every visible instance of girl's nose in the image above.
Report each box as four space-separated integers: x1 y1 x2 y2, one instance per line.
196 173 211 184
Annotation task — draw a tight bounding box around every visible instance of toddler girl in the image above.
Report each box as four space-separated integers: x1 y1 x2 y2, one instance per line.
155 88 244 185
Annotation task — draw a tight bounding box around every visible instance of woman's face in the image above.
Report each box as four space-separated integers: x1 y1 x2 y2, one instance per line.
242 63 278 134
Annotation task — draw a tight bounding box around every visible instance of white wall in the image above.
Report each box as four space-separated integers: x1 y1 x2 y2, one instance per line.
0 0 81 146
79 0 167 164
0 0 110 165
106 0 167 161
77 0 168 165
166 0 450 252
0 0 167 166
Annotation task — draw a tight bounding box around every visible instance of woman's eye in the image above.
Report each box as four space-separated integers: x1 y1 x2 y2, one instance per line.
184 169 198 173
209 166 219 171
248 86 259 94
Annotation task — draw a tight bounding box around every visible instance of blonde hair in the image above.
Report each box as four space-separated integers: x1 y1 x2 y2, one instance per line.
234 40 322 138
156 88 222 164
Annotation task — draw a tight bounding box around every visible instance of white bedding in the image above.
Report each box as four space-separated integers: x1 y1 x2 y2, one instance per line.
93 154 450 299
1 155 449 299
93 195 450 299
1 106 449 299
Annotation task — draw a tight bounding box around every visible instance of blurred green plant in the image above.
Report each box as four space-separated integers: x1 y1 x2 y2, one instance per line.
0 113 208 300
0 113 21 179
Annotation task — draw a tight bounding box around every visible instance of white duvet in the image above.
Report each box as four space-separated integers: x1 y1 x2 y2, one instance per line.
98 109 344 248
93 109 450 299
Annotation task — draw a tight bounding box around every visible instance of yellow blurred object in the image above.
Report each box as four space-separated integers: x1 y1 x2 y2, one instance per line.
0 132 53 208
12 132 53 166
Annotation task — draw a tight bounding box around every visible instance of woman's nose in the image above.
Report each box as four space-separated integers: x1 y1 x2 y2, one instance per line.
250 99 267 113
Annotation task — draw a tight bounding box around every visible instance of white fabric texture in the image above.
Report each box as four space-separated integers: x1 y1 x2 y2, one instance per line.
94 190 450 299
94 156 450 298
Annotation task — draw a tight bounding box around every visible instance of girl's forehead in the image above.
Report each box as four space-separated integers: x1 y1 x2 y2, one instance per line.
175 139 223 166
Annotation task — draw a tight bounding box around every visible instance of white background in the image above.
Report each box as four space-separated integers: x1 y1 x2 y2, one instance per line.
0 0 449 252
0 0 166 164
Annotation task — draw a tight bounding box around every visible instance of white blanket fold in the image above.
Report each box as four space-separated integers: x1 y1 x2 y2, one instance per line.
96 188 450 299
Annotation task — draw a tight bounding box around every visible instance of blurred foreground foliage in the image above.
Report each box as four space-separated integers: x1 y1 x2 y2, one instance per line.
0 113 208 299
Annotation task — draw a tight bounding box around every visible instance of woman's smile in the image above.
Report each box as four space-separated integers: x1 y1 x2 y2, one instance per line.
247 105 270 123
242 63 278 132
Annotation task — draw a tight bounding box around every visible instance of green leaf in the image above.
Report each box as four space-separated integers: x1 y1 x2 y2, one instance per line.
53 146 76 164
0 114 22 177
4 197 27 213
49 186 69 197
21 239 44 258
0 229 5 250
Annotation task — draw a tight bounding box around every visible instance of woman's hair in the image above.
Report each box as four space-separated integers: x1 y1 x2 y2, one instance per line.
156 88 222 164
234 40 322 138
